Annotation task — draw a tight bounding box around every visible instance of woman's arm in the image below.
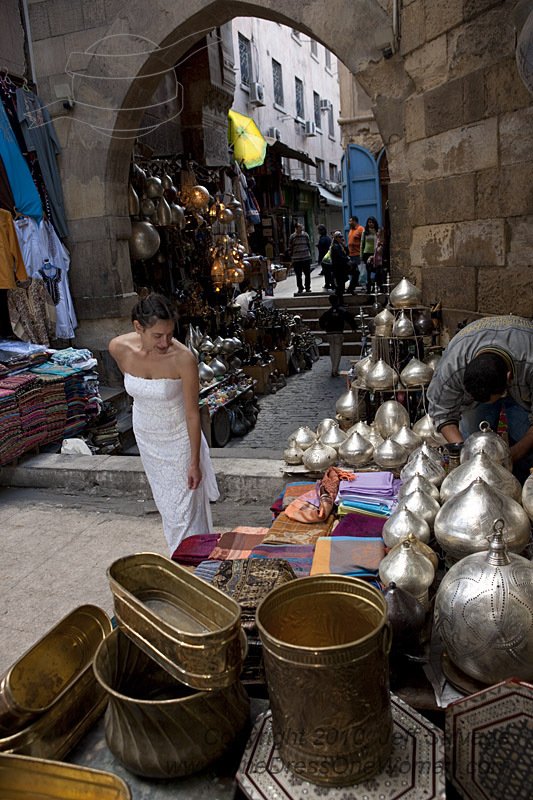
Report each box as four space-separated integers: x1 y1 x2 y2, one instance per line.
108 337 126 374
179 350 202 489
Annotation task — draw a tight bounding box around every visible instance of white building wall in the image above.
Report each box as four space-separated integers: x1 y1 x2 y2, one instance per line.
230 18 343 184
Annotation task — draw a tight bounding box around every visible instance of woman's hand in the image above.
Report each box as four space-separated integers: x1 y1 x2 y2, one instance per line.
188 464 202 490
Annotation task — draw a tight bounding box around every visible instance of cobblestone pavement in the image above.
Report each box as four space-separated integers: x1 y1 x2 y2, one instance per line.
225 353 352 451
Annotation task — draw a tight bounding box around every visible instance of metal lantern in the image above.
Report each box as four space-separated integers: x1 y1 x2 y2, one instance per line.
129 221 160 260
366 359 399 391
199 361 215 384
156 196 172 226
338 432 373 467
391 425 423 454
335 388 362 421
379 538 435 611
302 441 337 471
392 310 415 338
439 451 522 503
170 203 186 229
373 438 408 470
145 176 164 198
374 400 410 438
188 185 210 210
434 477 530 561
128 183 140 216
434 521 533 684
460 421 513 470
316 418 339 438
218 207 235 224
289 426 317 451
401 451 446 487
400 358 433 388
522 473 533 521
397 488 440 528
284 442 304 465
389 277 422 308
382 507 431 549
319 425 347 451
398 473 440 502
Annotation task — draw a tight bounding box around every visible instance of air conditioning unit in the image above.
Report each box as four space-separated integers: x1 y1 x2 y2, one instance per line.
304 120 317 136
320 99 331 111
267 126 281 140
249 82 266 106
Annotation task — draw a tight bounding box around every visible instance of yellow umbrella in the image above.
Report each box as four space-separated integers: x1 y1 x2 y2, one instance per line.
228 109 267 169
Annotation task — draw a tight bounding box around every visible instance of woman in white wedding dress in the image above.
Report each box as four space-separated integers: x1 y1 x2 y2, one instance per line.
109 294 219 554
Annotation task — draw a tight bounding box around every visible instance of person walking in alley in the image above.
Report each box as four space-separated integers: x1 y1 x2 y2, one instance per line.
330 230 350 298
316 224 333 289
319 294 357 377
346 216 364 293
289 222 312 295
360 216 379 292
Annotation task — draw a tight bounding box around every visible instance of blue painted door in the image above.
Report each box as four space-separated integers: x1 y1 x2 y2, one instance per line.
341 144 381 235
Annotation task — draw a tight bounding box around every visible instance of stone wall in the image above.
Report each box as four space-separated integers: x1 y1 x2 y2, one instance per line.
23 0 533 351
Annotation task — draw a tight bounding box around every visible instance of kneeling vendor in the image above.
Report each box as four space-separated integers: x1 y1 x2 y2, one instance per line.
427 315 533 482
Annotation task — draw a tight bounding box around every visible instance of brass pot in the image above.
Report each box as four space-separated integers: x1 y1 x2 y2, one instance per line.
93 628 250 778
145 176 164 198
156 196 172 226
460 420 512 470
366 359 399 391
128 183 140 216
374 400 410 438
302 440 337 471
373 438 408 469
434 522 533 684
256 576 392 786
439 451 522 503
434 477 530 561
129 221 160 260
389 277 422 308
382 507 431 549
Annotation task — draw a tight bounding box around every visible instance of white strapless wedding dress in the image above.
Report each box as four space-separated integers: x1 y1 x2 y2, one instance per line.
124 373 219 554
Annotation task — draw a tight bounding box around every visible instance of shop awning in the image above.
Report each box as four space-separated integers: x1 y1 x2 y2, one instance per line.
317 184 343 208
265 137 316 167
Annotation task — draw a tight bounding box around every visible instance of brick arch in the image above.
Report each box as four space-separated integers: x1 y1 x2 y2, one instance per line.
38 0 396 350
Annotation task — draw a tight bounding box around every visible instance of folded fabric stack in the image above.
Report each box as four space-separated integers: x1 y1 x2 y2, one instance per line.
50 347 97 371
0 373 48 450
209 527 270 560
336 472 401 518
0 387 23 464
0 340 49 375
270 481 316 519
264 511 335 546
249 543 315 576
30 363 93 437
311 536 385 583
171 533 220 566
34 374 67 445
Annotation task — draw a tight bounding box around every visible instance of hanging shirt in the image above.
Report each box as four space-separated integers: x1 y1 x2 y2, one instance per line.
14 215 43 277
16 89 69 239
38 219 77 339
0 209 28 288
0 99 42 222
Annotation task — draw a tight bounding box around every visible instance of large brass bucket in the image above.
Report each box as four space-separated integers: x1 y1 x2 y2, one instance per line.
256 576 392 786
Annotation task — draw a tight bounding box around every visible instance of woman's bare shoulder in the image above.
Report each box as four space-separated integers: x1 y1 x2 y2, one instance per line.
109 333 136 358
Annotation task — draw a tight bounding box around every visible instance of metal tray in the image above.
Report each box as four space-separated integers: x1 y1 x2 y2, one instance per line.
0 752 131 799
108 553 245 690
0 605 111 732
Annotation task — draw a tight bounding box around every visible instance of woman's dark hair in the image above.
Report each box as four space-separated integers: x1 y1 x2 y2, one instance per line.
318 224 327 234
365 216 379 233
463 352 509 402
131 293 176 328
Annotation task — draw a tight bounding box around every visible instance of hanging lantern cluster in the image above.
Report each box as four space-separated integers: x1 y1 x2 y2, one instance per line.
209 235 247 292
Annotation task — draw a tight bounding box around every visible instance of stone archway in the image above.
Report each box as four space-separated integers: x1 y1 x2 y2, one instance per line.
29 0 533 356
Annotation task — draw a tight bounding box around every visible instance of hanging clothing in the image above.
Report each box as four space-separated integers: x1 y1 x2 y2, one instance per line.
38 220 77 339
0 99 42 222
16 89 69 239
0 209 27 289
14 216 42 277
0 154 15 214
7 279 56 346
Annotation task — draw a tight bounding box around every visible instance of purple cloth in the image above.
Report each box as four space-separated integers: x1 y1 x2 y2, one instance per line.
338 473 397 496
332 512 387 537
